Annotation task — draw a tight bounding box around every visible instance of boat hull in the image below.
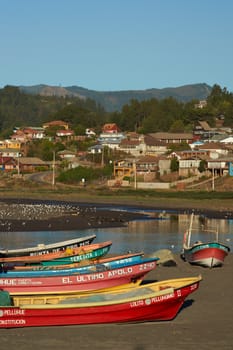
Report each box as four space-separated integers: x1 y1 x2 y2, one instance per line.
0 259 157 295
0 241 112 265
0 235 96 258
1 253 148 278
183 242 230 268
0 277 201 328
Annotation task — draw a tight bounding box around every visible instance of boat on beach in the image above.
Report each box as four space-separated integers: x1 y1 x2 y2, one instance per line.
0 276 202 328
11 280 142 306
182 213 230 268
10 251 145 271
0 234 96 258
0 257 158 295
0 253 159 278
0 252 150 277
0 241 112 265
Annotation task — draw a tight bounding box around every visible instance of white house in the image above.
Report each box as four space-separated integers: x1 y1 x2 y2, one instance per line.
220 136 233 144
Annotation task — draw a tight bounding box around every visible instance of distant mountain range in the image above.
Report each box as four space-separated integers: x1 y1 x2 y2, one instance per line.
19 83 212 112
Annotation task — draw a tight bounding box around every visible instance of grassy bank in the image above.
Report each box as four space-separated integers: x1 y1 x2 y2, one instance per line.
1 184 233 212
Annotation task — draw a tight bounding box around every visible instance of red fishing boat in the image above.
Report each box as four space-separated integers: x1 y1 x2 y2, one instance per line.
0 258 158 295
182 213 230 268
0 276 201 328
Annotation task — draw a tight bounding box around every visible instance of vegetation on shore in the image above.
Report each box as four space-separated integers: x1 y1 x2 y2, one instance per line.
1 180 233 212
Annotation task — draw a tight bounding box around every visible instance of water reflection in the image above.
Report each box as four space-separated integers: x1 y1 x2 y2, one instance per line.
0 212 232 254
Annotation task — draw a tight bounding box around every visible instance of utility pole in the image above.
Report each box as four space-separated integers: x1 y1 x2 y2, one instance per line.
212 168 215 191
52 151 55 187
134 161 137 189
17 153 20 176
101 146 104 167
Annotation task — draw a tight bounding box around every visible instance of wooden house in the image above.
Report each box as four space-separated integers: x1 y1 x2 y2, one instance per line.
17 157 49 172
0 157 17 172
151 132 193 144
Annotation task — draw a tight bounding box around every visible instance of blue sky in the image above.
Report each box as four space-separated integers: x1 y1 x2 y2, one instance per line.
1 0 233 92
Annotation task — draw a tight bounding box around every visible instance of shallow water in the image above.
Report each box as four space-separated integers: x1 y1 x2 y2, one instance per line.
0 209 232 254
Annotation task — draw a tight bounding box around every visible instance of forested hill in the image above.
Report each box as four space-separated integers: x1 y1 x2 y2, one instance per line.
0 84 233 138
19 83 212 112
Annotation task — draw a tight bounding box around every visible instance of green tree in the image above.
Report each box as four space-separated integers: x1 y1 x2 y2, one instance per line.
198 160 207 173
27 139 65 161
169 119 185 132
170 157 179 172
57 165 112 184
168 142 191 152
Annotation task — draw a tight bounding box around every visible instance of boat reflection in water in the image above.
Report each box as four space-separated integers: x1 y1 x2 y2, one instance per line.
0 212 232 255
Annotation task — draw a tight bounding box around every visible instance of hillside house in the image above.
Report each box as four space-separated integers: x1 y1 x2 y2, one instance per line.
207 157 233 175
88 144 103 155
11 129 27 143
86 128 96 137
158 157 171 176
193 121 213 140
197 142 229 158
118 134 168 157
136 155 158 181
0 139 21 150
102 123 121 133
17 157 49 172
57 150 76 159
151 132 193 144
220 136 233 144
0 157 17 172
98 132 126 148
143 135 168 156
178 158 202 177
97 123 125 148
0 148 21 157
11 127 45 142
56 129 74 137
118 139 142 156
169 151 203 177
194 100 207 109
113 159 135 179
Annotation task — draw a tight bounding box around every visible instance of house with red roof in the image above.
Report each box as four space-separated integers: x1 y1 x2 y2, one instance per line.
102 123 121 133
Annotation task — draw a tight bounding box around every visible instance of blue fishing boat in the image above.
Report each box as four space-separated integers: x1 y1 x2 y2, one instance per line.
0 253 158 278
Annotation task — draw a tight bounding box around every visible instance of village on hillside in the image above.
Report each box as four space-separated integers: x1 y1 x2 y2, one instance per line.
0 110 233 190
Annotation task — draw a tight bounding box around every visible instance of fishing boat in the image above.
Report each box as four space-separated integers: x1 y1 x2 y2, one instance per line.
182 213 230 268
10 251 145 271
0 241 112 265
0 235 96 258
0 257 158 295
0 276 202 328
0 252 150 277
11 279 143 306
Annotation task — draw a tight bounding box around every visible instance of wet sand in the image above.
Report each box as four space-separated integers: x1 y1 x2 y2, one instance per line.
0 197 233 232
0 254 232 350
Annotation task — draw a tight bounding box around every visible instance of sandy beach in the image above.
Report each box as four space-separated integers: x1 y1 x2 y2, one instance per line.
0 197 232 349
0 254 232 350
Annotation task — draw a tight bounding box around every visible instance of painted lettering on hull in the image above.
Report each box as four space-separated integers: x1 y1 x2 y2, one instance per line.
130 292 174 308
0 319 26 325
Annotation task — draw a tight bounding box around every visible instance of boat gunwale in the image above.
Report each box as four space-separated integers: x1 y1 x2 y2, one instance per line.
8 276 202 308
0 235 96 255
